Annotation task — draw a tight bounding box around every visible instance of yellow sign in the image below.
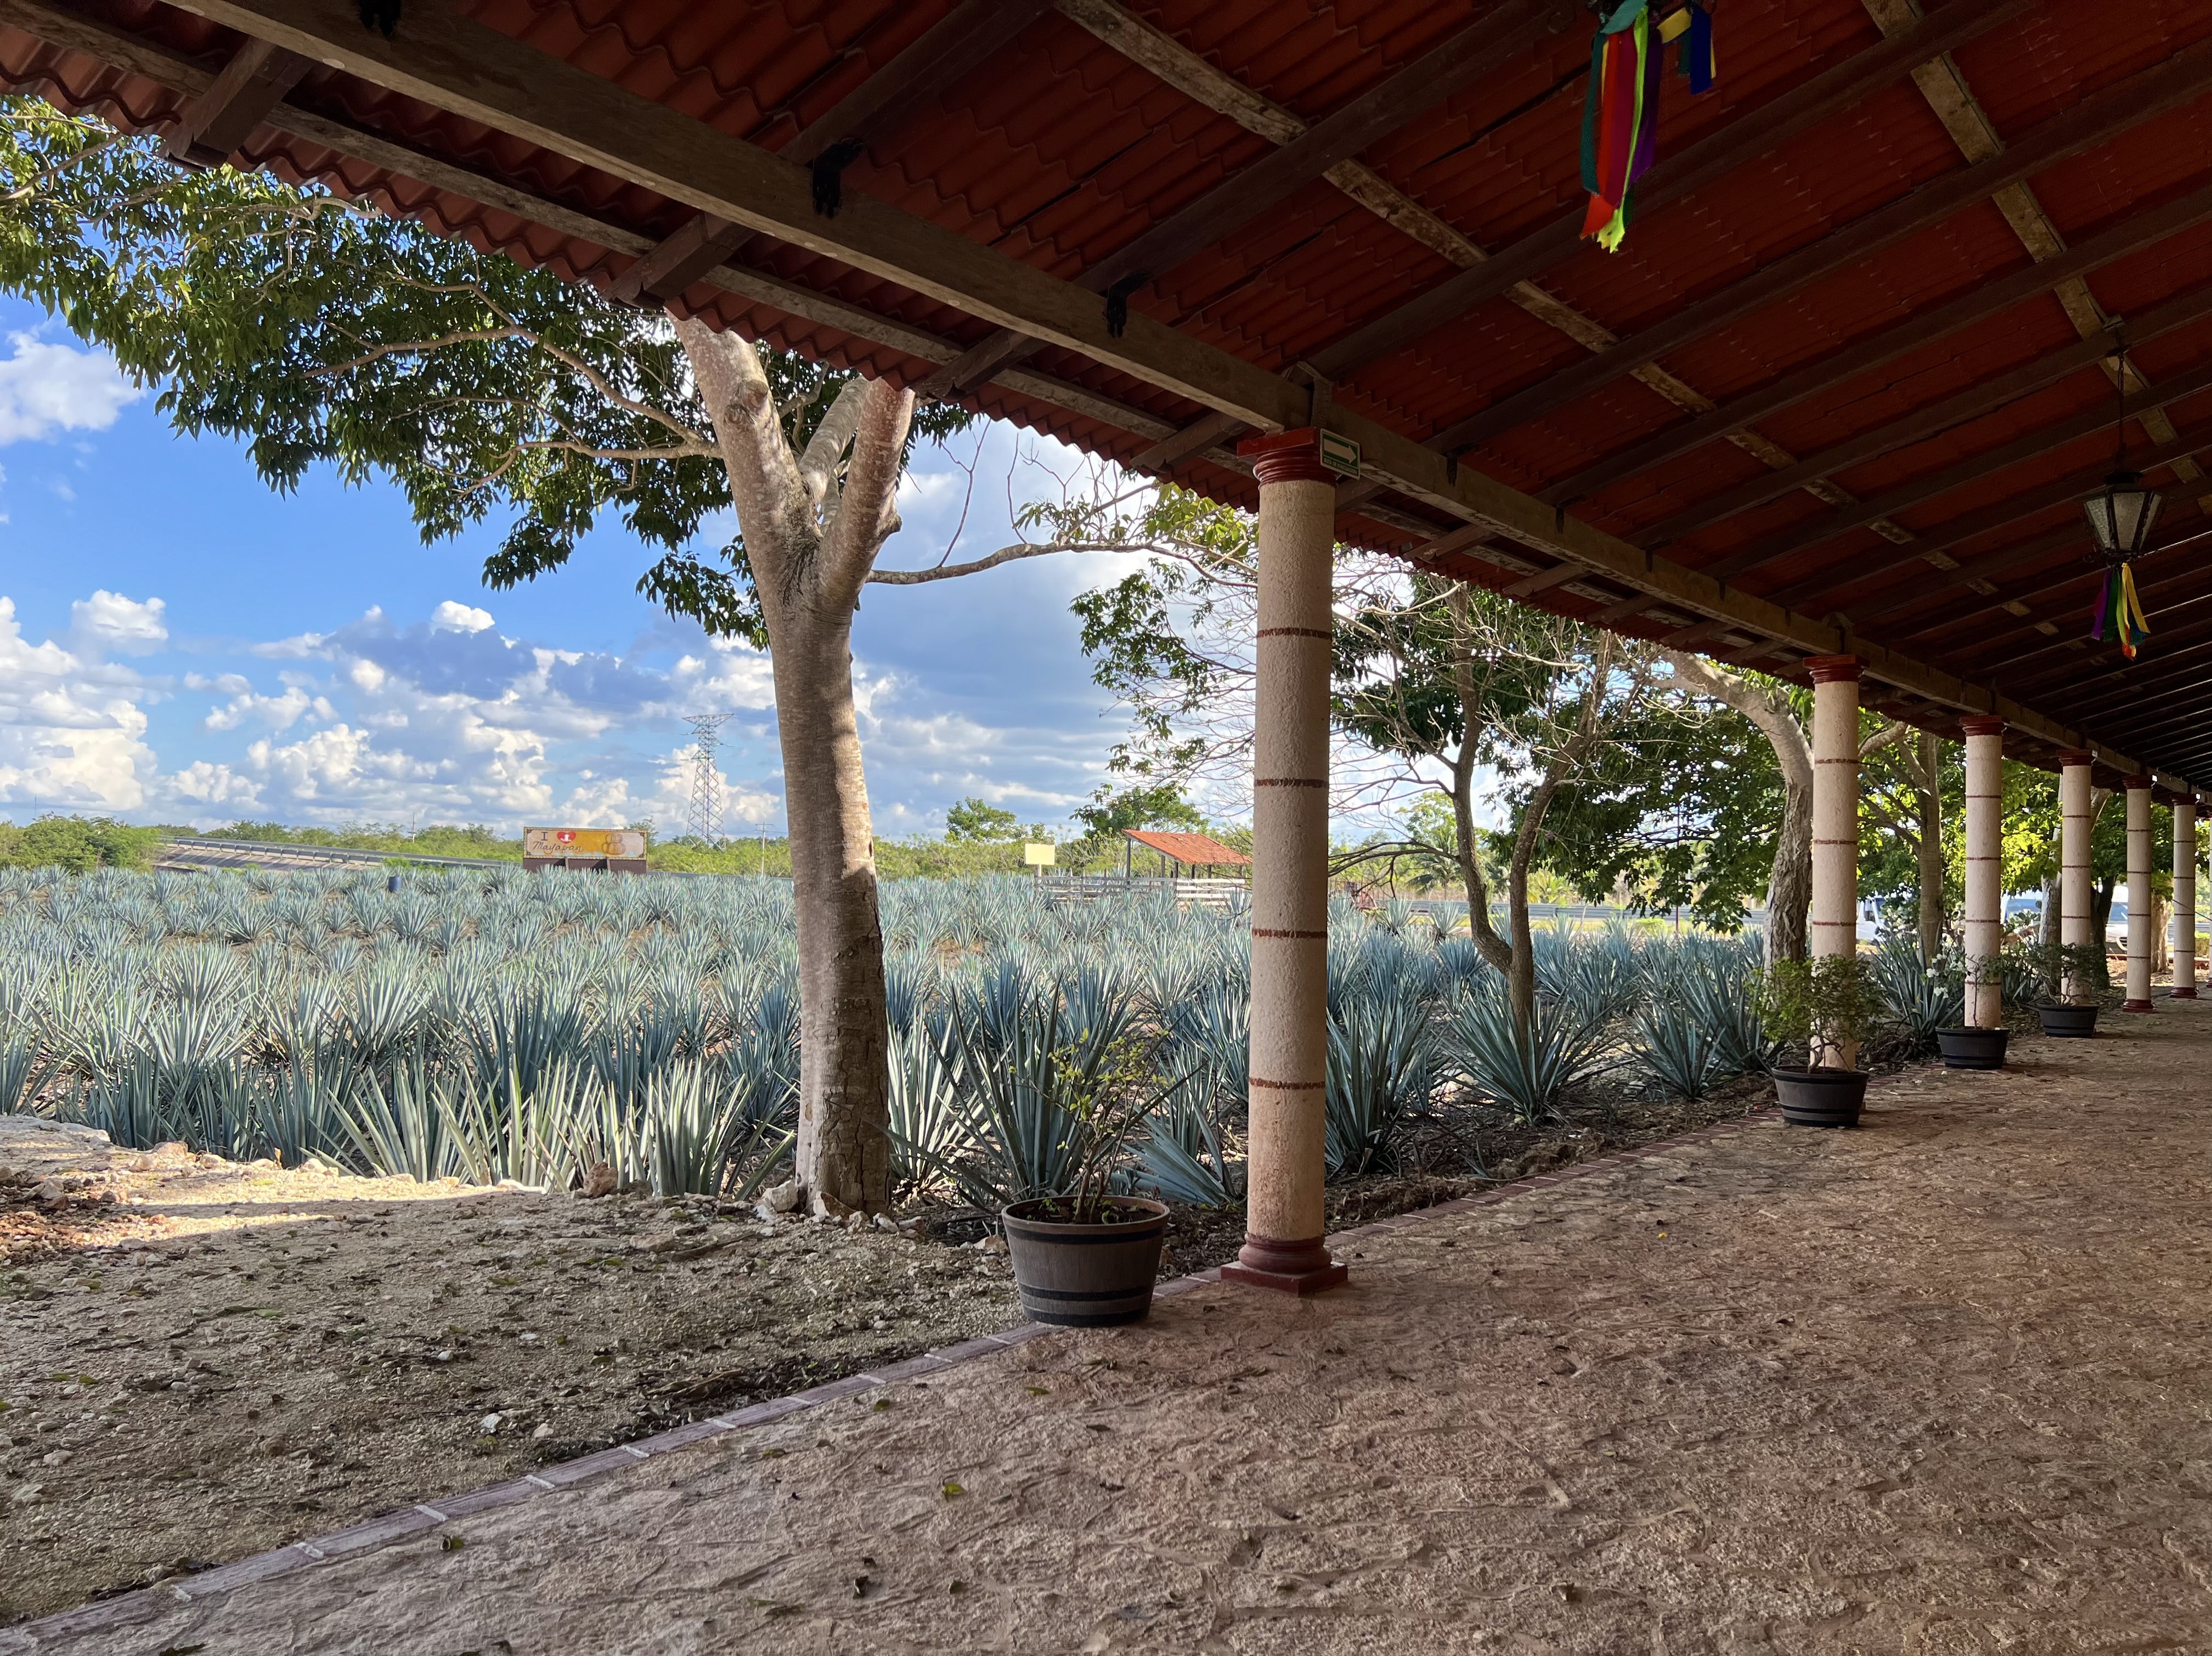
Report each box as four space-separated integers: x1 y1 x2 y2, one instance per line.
1022 841 1057 867
524 827 647 860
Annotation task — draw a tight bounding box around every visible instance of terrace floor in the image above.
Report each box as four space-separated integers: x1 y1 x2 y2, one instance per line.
12 999 2212 1655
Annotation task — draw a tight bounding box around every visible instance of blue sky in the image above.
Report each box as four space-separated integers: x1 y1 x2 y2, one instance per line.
0 296 1160 840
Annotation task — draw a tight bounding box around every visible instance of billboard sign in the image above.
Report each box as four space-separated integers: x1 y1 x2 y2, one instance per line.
523 827 647 860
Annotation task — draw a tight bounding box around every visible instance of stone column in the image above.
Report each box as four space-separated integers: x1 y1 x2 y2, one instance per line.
2177 793 2200 999
2124 775 2155 1012
1961 717 2005 1029
2058 750 2095 1004
1807 655 1861 1069
1222 429 1346 1297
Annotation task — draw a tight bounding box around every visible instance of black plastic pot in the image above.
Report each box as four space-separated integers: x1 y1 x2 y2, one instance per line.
2036 1002 2100 1039
1001 1196 1169 1327
1936 1027 2009 1070
1772 1067 1869 1128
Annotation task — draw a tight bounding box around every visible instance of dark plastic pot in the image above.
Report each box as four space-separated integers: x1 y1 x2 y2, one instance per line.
2036 1002 2100 1039
1936 1027 2009 1070
1772 1067 1869 1129
1001 1196 1169 1327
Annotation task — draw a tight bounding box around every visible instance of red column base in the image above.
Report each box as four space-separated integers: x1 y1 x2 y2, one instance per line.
1220 1232 1348 1296
2123 999 2155 1012
2171 987 2199 999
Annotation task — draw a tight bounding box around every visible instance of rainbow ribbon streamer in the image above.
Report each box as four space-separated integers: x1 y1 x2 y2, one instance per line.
2090 561 2152 658
1580 2 1716 252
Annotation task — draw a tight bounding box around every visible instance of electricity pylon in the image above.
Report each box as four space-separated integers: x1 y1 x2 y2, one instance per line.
685 712 730 844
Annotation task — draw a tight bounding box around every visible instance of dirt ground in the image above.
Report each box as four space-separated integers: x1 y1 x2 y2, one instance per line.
9 997 2208 1654
0 1079 1762 1625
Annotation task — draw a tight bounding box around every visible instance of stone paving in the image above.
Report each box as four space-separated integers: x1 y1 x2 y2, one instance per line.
8 999 2211 1654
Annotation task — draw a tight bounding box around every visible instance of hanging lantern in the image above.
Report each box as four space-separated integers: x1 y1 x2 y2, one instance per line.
2083 468 2163 559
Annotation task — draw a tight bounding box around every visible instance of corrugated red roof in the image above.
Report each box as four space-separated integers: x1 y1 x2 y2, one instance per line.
13 0 2212 786
1124 830 1249 866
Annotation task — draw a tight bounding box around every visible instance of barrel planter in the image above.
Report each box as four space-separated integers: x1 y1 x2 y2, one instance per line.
2035 1002 2100 1039
1771 1067 1869 1129
1936 1027 2009 1071
1001 1196 1169 1327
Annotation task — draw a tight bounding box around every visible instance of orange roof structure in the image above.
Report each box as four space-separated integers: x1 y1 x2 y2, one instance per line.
1124 830 1249 867
12 0 2212 789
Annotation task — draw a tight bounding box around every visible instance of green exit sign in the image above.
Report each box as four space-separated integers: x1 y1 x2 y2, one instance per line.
1318 430 1361 478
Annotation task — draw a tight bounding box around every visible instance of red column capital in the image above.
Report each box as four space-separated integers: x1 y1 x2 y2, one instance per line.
2056 748 2094 767
1960 716 2006 739
1238 427 1336 487
1803 653 1861 684
2125 773 2156 791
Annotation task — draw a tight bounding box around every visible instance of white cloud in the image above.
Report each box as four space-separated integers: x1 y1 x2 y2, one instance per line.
0 335 142 446
0 597 154 810
70 590 167 657
430 600 495 634
204 684 319 732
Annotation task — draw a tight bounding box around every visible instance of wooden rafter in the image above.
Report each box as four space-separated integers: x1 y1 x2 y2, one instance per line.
1637 283 2212 548
1426 36 2212 458
610 0 1060 307
1724 362 2212 602
1539 182 2212 509
162 33 304 165
1304 0 2038 382
24 0 2197 786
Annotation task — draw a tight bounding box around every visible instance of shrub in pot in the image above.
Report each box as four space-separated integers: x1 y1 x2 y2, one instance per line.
1754 956 1874 1128
2022 941 2106 1039
1937 952 2008 1070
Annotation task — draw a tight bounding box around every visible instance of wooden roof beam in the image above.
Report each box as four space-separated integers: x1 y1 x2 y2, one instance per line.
1637 278 2212 547
611 0 1059 306
1426 36 2212 458
1307 0 2038 382
1880 512 2212 643
106 0 2174 782
162 33 306 165
1718 363 2212 602
1540 182 2212 509
913 0 1565 400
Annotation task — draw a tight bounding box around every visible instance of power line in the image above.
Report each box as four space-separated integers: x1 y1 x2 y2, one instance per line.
684 712 730 844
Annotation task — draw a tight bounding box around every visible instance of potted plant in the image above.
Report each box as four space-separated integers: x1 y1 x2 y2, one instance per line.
1754 955 1875 1128
998 1043 1177 1328
2024 940 2104 1038
1936 953 2008 1070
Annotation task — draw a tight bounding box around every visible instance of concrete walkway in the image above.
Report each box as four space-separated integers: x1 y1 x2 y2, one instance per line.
11 1001 2212 1654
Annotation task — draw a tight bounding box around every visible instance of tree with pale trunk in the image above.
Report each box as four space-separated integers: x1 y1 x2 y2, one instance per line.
0 100 1149 1213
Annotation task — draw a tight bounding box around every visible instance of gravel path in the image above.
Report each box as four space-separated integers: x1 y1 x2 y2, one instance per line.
9 1000 2211 1653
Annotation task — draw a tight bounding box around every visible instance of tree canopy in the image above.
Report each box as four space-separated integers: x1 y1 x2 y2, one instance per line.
0 99 971 644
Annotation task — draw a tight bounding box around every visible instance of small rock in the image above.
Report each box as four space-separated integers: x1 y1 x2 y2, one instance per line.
532 1422 555 1441
297 1158 331 1175
763 1179 803 1215
979 1235 1009 1257
153 1142 188 1157
844 1212 868 1232
194 1153 223 1169
579 1162 618 1199
40 1449 71 1468
35 1180 64 1206
9 1483 44 1507
517 1332 540 1347
873 1213 899 1234
479 1412 505 1435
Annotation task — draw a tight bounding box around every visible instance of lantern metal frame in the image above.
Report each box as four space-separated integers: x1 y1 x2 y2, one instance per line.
2083 341 2164 565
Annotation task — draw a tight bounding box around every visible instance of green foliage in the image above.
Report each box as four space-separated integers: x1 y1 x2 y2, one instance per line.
1069 781 1206 839
944 797 1020 842
0 816 161 872
0 102 970 641
1754 955 1877 1054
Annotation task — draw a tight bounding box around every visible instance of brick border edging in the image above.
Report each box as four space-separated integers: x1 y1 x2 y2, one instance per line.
9 1091 1848 1645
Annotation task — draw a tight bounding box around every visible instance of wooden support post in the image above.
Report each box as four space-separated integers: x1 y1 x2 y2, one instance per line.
1808 655 1862 1071
2125 775 2156 1011
1222 429 1346 1298
1962 716 2006 1029
2175 795 2200 999
2059 751 2096 1005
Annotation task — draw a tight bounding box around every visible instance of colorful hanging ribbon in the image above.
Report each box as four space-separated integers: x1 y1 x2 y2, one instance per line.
1579 2 1716 252
2090 561 2152 658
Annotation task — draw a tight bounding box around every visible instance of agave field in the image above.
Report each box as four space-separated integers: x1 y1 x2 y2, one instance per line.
0 865 1831 1213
